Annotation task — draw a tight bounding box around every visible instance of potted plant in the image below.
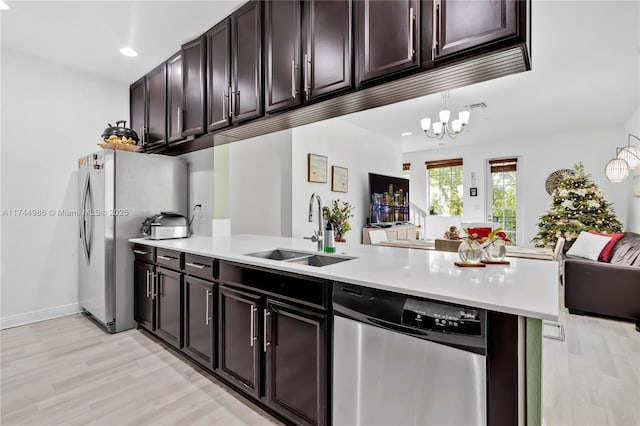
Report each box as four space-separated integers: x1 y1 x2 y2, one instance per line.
323 200 355 242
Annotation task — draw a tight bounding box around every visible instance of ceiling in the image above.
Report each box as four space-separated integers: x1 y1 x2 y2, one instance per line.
1 1 639 153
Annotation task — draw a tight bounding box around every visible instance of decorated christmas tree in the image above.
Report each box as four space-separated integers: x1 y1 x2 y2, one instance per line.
532 162 623 248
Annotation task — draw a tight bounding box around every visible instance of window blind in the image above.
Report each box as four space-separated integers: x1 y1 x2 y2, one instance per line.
489 158 517 173
425 158 463 169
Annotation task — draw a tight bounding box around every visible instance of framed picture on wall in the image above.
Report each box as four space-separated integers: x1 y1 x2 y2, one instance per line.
332 166 348 192
308 154 328 183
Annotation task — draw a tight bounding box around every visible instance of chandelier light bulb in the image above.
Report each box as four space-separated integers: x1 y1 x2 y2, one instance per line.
439 109 451 124
459 110 470 125
604 158 630 182
617 146 640 169
420 118 431 132
432 122 443 135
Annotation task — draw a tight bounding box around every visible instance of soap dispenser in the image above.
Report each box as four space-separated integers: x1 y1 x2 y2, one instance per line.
324 222 336 253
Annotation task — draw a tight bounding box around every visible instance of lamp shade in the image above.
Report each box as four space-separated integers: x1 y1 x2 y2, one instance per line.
617 146 640 169
420 118 431 132
459 110 470 125
439 109 451 124
432 122 443 135
451 119 462 133
604 158 630 182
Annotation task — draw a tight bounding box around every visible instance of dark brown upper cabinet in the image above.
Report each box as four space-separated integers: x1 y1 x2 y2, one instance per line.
356 0 420 86
433 0 521 59
231 1 263 123
265 0 302 113
181 36 207 137
129 64 167 149
302 0 353 101
207 19 232 132
167 52 183 143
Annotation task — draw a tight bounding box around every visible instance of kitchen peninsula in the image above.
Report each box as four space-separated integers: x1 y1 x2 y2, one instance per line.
130 234 558 426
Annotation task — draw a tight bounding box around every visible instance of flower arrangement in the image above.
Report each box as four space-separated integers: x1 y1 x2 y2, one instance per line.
463 227 511 244
444 226 461 240
323 200 355 242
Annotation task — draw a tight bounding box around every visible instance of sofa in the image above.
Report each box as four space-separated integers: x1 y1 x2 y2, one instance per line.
563 232 640 329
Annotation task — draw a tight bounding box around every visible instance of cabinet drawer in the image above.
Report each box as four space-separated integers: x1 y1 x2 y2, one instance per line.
185 253 217 281
220 262 329 310
156 248 183 271
132 244 155 263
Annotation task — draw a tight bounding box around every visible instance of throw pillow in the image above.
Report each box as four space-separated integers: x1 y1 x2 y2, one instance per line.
566 231 613 261
588 231 624 262
466 227 492 239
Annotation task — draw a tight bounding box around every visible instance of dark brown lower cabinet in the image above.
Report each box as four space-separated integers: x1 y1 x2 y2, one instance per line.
265 300 327 426
183 276 216 370
155 266 183 349
134 261 155 331
218 286 261 398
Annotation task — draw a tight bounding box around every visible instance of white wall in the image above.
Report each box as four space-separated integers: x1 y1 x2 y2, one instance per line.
291 118 402 242
229 130 293 237
180 147 214 236
1 48 127 328
404 126 631 246
624 107 640 233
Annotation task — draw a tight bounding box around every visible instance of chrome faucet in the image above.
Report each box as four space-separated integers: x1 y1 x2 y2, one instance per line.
304 192 324 251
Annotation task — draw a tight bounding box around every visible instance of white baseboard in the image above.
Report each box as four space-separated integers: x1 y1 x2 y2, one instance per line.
0 303 81 330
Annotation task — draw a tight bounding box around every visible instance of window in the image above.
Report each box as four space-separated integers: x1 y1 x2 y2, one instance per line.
489 158 517 243
426 158 463 216
402 163 411 180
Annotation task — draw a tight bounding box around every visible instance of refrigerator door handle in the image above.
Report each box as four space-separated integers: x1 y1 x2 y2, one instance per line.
81 174 90 261
84 174 93 261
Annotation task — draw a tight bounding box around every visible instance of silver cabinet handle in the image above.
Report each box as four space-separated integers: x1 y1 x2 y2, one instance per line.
249 305 257 347
157 255 176 261
433 1 439 59
133 249 149 255
145 270 151 298
228 86 233 117
139 127 144 145
205 290 212 325
152 273 158 299
408 7 415 60
263 309 271 352
304 53 312 100
222 89 228 120
177 107 182 135
291 60 297 99
185 262 207 269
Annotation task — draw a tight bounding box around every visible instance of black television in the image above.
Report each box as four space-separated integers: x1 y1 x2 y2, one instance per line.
369 173 410 225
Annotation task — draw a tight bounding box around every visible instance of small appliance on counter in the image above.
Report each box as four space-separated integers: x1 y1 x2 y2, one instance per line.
141 212 190 240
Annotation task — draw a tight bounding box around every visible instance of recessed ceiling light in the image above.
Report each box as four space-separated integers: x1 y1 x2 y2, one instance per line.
401 132 412 136
120 47 138 57
0 1 9 10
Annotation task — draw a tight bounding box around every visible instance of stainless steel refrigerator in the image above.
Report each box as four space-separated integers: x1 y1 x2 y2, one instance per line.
78 150 187 332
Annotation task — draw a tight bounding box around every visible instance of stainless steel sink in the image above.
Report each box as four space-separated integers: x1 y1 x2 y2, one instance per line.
246 249 355 267
247 249 312 260
287 254 354 267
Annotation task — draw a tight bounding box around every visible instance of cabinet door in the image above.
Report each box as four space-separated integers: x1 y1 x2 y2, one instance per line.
167 52 183 143
356 0 419 85
155 266 183 348
183 276 215 370
218 286 261 398
181 36 206 137
207 19 232 132
265 0 301 113
146 63 167 147
303 0 353 100
129 78 146 146
134 261 154 331
231 1 263 122
265 300 327 426
435 0 518 59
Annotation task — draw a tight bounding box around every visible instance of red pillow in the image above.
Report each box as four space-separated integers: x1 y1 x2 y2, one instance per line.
588 231 624 262
466 227 492 239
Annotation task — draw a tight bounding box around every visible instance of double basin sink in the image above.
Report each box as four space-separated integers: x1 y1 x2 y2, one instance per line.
247 249 355 267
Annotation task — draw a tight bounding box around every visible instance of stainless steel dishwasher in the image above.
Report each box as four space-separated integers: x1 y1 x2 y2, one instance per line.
332 283 487 426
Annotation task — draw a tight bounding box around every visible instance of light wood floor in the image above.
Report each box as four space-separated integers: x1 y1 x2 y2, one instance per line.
2 310 638 426
0 314 280 425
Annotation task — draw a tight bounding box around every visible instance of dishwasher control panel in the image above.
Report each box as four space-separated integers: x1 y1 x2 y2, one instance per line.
401 298 482 336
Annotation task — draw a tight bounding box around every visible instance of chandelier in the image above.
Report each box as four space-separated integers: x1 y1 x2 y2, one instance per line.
420 91 470 140
604 133 640 182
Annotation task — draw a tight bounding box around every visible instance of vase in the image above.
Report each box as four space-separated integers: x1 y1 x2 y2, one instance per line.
457 240 483 263
483 239 507 261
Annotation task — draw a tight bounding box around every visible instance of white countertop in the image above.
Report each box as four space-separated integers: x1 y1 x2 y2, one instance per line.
130 235 559 321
